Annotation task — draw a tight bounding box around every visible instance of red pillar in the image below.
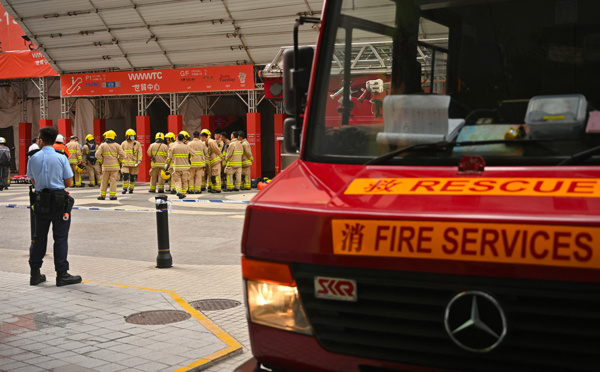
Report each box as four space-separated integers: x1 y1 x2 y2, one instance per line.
18 122 32 175
201 115 215 134
274 114 286 175
58 118 72 139
168 115 182 135
39 119 53 128
136 116 151 182
93 119 106 144
247 113 261 178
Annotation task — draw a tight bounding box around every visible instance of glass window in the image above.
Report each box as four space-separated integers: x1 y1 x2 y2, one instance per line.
306 0 600 166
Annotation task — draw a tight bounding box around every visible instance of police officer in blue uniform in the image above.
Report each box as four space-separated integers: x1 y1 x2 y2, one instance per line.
27 127 82 287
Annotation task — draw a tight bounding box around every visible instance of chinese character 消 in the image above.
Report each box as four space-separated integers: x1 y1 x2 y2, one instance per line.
340 223 365 252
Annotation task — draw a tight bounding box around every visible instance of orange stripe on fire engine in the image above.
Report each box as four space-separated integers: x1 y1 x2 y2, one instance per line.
332 220 600 269
344 178 600 197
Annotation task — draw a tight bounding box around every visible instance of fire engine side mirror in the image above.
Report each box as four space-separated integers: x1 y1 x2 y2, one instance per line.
283 117 300 154
283 46 313 153
283 46 314 116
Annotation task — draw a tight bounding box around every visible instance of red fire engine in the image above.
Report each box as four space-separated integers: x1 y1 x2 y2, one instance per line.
237 0 600 371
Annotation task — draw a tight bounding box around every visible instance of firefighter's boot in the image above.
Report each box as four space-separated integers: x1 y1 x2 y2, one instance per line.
56 271 82 287
30 268 46 286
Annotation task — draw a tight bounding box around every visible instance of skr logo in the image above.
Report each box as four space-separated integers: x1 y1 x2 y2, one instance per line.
314 276 357 302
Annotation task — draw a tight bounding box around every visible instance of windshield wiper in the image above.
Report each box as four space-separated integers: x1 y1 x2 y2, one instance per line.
365 139 550 165
557 144 600 165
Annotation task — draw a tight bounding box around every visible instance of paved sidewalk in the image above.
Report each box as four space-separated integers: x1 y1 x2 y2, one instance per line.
0 272 242 372
0 182 255 372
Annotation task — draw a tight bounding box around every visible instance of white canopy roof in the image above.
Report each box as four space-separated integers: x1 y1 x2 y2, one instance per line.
0 0 323 74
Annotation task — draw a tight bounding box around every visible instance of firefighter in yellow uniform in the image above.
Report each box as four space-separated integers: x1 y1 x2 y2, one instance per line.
201 131 222 193
223 131 244 192
167 133 195 199
120 129 143 194
238 130 253 190
147 132 169 193
179 130 191 191
220 131 230 186
83 134 101 187
66 136 83 187
165 132 177 194
200 129 212 191
187 130 208 194
96 130 126 200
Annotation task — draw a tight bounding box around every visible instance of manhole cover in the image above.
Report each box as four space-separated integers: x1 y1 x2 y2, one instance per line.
189 299 241 311
125 310 191 325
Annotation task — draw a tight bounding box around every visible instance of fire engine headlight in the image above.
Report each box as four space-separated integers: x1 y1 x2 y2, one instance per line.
246 280 313 335
242 257 313 335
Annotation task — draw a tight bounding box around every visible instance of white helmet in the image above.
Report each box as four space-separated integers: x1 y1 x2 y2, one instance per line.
0 137 5 144
56 134 65 143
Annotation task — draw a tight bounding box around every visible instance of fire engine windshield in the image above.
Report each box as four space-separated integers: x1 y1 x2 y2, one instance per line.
305 0 600 166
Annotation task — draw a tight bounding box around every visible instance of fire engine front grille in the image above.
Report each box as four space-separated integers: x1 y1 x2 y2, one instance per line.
292 264 600 372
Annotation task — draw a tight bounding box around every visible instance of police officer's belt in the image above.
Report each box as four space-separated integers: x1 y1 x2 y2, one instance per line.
34 189 68 215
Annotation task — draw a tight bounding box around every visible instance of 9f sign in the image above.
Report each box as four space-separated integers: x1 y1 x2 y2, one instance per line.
314 276 357 301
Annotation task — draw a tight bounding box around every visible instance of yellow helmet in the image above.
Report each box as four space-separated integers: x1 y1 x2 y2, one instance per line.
105 130 116 140
165 132 176 142
200 129 211 136
161 169 171 180
179 130 190 140
155 132 165 140
76 164 85 172
85 134 94 142
125 129 136 137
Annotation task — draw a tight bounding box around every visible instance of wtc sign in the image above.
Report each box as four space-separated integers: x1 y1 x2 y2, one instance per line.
61 65 255 97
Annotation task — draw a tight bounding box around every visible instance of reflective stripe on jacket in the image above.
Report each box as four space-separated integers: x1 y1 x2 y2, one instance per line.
225 139 244 167
188 138 208 168
66 141 82 164
147 142 169 168
167 141 195 171
241 139 253 167
206 138 222 166
121 140 142 167
96 141 126 170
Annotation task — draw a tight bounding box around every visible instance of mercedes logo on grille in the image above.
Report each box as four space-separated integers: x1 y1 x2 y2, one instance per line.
444 291 507 353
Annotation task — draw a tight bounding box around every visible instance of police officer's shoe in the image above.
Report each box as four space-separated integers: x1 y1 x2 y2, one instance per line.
97 196 105 200
129 189 133 194
56 271 82 287
122 189 127 194
30 268 46 286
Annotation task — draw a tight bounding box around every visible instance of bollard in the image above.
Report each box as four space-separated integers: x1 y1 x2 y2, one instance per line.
155 195 172 268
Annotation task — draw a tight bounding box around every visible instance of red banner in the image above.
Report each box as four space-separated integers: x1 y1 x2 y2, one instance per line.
0 51 58 79
61 65 255 97
0 4 34 52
